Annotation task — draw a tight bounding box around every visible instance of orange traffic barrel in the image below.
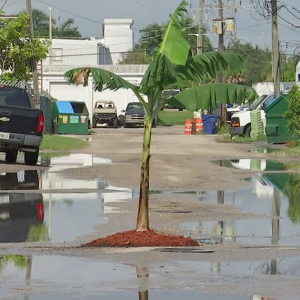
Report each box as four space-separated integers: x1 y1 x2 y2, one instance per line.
185 119 192 135
195 117 203 133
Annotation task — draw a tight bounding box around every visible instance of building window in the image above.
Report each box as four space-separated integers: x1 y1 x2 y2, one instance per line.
52 48 63 61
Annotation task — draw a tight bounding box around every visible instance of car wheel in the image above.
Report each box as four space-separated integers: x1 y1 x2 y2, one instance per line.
24 148 39 166
244 125 251 137
113 118 118 128
124 122 129 128
5 150 18 163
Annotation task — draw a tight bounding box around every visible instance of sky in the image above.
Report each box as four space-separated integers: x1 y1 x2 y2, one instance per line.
3 0 300 55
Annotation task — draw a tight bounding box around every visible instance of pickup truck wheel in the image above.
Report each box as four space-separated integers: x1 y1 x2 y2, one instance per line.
24 149 39 166
5 150 18 163
113 118 118 128
244 125 251 137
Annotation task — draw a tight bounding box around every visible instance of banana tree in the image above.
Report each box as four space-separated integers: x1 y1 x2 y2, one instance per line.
64 0 257 232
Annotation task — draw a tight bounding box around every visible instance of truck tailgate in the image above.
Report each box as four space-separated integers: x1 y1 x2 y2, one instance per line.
0 106 42 135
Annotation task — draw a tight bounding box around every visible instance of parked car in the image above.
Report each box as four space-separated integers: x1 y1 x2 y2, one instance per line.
122 102 145 128
229 94 276 137
0 85 44 165
92 100 119 128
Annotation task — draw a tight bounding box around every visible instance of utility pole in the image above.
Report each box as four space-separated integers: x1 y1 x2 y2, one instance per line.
198 0 204 55
216 0 226 120
271 0 280 98
26 0 40 108
231 0 236 41
49 7 52 65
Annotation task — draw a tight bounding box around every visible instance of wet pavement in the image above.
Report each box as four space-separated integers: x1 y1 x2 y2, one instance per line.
2 151 300 299
181 173 300 246
0 153 137 243
1 254 300 299
211 159 287 171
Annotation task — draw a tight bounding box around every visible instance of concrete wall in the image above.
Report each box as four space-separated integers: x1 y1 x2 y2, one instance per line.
102 19 134 64
43 39 112 66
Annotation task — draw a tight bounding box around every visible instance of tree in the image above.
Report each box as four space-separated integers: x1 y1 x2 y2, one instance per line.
64 1 257 232
284 84 300 139
18 9 81 39
281 57 298 82
120 16 213 64
119 46 152 64
227 40 272 86
0 12 49 81
32 9 56 37
53 17 81 38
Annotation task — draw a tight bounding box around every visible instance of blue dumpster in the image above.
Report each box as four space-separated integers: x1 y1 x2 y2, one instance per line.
203 115 219 134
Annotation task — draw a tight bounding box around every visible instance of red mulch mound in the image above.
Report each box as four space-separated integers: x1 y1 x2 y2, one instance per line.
84 229 199 247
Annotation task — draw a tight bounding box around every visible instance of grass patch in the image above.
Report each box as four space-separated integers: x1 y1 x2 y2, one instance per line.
158 110 194 126
216 134 267 143
40 135 87 151
269 145 300 157
216 123 229 135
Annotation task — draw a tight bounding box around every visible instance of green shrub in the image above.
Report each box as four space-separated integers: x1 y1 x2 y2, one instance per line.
284 85 300 137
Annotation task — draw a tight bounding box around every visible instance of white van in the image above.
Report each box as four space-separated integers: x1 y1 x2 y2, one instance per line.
229 94 276 136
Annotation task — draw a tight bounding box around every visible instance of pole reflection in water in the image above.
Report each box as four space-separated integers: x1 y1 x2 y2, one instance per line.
136 266 149 300
217 189 225 244
271 189 280 275
24 256 33 300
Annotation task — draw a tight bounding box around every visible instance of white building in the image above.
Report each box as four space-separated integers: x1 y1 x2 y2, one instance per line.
40 18 149 118
44 19 134 66
42 64 149 118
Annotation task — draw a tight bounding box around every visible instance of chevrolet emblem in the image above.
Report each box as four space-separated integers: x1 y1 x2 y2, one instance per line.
0 117 10 122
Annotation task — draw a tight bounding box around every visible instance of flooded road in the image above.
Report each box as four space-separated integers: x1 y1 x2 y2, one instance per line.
1 145 300 299
1 254 300 299
181 172 300 246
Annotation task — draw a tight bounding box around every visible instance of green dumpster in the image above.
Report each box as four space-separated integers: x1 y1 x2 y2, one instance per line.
265 94 292 144
40 95 52 134
52 100 89 135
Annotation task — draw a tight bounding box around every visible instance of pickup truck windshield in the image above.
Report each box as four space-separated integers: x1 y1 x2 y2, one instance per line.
127 103 143 110
0 86 31 108
249 94 268 111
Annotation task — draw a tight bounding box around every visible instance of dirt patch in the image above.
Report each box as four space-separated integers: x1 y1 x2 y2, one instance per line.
84 229 199 247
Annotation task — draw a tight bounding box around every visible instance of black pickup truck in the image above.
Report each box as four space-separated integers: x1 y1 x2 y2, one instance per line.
0 85 44 166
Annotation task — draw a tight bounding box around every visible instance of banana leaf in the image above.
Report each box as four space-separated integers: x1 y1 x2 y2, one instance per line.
157 0 190 66
168 83 258 111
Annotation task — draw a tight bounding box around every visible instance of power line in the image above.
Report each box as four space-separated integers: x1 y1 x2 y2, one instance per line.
1 0 8 9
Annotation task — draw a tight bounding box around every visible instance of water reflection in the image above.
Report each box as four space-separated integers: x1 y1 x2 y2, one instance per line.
211 159 286 171
0 254 296 299
0 171 46 243
181 173 300 246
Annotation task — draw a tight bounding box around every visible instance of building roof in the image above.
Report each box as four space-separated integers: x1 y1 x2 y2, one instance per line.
43 64 149 75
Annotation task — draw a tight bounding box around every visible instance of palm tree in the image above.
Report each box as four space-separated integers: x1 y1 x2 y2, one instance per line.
53 17 81 38
64 0 257 232
19 9 81 39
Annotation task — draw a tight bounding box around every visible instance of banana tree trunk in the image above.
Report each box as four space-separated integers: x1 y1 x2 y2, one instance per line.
136 115 152 231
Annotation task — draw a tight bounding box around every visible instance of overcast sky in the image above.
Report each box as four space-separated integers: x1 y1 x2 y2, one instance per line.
4 0 300 55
